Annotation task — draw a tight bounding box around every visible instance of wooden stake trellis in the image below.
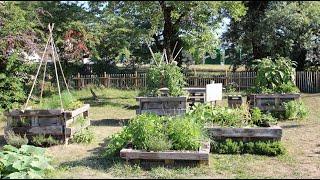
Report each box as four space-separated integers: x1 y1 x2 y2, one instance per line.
23 23 70 111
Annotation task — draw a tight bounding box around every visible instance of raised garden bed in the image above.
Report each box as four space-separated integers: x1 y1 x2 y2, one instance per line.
120 141 210 166
136 96 187 116
247 93 301 111
4 104 90 144
227 95 243 108
206 125 282 142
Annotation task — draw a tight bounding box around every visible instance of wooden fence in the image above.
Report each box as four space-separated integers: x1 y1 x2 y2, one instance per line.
69 71 320 93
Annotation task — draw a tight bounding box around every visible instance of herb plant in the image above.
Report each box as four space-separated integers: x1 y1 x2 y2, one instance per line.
4 130 28 148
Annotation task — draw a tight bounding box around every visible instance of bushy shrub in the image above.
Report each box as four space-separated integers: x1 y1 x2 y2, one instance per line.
0 145 53 179
283 101 309 120
72 128 95 144
31 134 60 147
4 130 28 148
211 139 286 156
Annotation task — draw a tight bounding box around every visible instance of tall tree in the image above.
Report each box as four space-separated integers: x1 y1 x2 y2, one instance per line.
224 1 320 71
90 1 247 66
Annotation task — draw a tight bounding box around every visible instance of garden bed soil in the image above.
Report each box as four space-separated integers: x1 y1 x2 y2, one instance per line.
120 141 210 166
4 104 90 144
136 96 187 116
206 125 282 142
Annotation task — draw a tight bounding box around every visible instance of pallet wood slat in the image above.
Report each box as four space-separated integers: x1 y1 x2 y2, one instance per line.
206 126 282 141
4 104 90 143
120 141 210 165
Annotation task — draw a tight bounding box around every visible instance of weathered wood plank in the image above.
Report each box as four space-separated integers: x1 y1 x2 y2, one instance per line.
136 96 187 102
120 142 210 161
5 109 64 117
137 109 186 116
206 126 282 141
64 104 90 118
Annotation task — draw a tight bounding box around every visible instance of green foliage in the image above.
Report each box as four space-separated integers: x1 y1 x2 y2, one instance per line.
36 91 83 110
212 139 286 156
0 145 53 179
187 103 277 127
104 113 206 157
4 130 28 148
253 57 298 93
71 128 95 144
283 101 309 120
31 135 60 147
167 117 204 151
186 103 249 127
145 63 186 97
250 107 277 127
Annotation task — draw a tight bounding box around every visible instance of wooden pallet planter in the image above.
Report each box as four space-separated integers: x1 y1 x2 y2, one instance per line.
159 87 206 106
120 141 210 166
4 104 90 144
247 93 301 111
136 96 187 116
227 95 243 108
206 125 282 142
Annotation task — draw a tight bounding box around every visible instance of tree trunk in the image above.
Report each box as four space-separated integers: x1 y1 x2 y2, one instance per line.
160 1 173 61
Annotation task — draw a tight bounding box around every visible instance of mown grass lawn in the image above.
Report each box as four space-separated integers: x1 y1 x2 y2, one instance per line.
0 88 319 179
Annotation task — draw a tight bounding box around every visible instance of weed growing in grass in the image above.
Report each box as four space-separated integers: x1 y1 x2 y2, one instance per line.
4 130 28 148
71 128 95 144
31 134 60 147
283 101 309 120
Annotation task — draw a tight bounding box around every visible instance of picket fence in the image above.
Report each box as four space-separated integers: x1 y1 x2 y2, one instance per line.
68 71 320 93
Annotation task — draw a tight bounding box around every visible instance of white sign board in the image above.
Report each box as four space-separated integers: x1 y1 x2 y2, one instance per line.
206 83 222 102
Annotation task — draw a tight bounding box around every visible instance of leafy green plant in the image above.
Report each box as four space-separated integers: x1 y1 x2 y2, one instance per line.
253 57 298 93
71 128 95 144
145 63 186 97
104 113 206 157
211 139 286 156
4 130 28 148
250 107 277 127
0 145 53 179
31 135 60 147
167 117 204 150
186 103 249 127
283 101 309 120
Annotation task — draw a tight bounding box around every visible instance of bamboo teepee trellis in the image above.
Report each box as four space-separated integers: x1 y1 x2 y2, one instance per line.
23 23 70 111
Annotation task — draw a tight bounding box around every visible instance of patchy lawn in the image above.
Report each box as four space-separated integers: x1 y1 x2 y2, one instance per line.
0 88 319 179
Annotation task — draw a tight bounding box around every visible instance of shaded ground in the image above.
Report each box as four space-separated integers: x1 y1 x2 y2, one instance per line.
0 88 319 178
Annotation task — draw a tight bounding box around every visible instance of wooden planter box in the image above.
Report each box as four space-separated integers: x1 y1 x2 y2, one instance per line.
136 96 187 116
159 87 206 106
4 104 90 144
206 125 282 142
227 95 243 108
120 141 210 166
247 93 300 111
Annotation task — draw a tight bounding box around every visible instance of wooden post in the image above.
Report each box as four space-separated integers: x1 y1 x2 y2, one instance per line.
225 70 228 87
135 71 138 89
103 72 107 87
107 74 111 88
77 73 81 90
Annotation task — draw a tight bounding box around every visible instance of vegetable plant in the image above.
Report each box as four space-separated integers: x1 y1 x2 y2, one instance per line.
0 145 53 179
